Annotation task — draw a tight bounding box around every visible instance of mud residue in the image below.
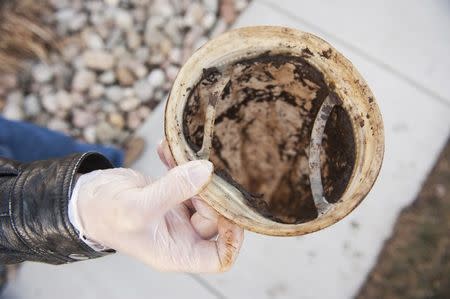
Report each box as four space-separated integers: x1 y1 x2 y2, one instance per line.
320 48 333 59
183 54 355 224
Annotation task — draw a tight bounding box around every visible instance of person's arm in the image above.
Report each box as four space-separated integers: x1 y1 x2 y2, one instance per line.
70 140 244 273
0 152 114 264
0 145 244 272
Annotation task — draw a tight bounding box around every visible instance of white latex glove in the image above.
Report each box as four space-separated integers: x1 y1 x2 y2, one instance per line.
72 159 244 273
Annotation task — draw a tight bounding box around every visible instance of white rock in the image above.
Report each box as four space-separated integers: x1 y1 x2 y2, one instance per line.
135 47 150 63
32 63 54 83
102 101 117 113
108 112 125 129
148 52 164 65
169 48 182 64
235 0 248 11
72 56 86 70
86 101 102 113
106 28 123 48
24 95 40 117
149 0 174 17
39 85 54 96
203 0 219 13
42 94 58 113
96 122 119 143
164 18 183 45
69 13 88 31
73 109 95 128
89 84 105 99
47 119 69 132
105 0 119 6
130 62 148 79
86 1 103 12
115 9 133 30
112 46 128 60
62 44 81 62
72 70 96 92
56 90 73 110
165 65 179 81
71 1 83 11
123 88 135 97
99 71 116 84
83 50 115 71
127 110 141 129
147 69 165 87
119 97 140 111
168 0 186 13
71 92 84 106
133 9 147 26
56 8 76 24
116 67 136 86
105 86 124 102
145 15 165 31
126 30 141 50
3 92 24 120
134 79 154 102
201 12 216 29
95 22 111 38
83 32 104 49
83 126 97 143
138 105 151 118
185 2 205 25
144 26 165 48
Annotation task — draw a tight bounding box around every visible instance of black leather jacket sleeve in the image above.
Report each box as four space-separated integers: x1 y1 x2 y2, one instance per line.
0 152 114 265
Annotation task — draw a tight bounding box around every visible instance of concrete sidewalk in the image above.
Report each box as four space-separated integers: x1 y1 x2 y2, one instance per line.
5 1 450 298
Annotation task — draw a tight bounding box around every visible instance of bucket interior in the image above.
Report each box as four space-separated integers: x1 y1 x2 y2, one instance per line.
183 53 356 224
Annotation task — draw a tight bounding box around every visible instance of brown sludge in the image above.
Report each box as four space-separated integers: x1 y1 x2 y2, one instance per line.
183 53 356 224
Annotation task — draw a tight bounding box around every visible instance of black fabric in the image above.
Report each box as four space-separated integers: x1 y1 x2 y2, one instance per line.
0 152 114 264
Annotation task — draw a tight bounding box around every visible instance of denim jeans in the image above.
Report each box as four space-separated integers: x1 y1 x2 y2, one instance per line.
0 116 124 167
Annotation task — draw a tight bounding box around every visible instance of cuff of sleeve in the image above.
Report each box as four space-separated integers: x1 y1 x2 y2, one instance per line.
69 171 111 252
10 152 115 264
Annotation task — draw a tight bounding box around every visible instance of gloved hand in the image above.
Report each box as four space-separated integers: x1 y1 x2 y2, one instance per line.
71 143 244 273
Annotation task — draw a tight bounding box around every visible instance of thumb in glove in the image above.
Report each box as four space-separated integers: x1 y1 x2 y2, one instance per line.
71 160 244 273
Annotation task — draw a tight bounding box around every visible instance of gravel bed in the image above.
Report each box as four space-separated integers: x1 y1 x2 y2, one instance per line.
0 0 250 145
